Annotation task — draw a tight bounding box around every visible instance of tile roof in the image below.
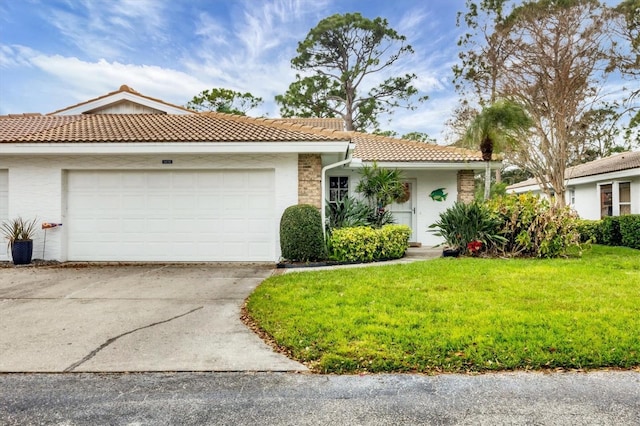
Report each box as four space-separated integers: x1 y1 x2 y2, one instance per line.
1 111 484 162
351 132 484 162
508 151 640 189
48 84 193 115
276 118 484 162
0 113 350 143
278 117 345 131
565 151 640 178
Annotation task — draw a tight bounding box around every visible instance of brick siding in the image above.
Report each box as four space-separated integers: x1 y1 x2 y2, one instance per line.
298 154 322 208
457 170 475 203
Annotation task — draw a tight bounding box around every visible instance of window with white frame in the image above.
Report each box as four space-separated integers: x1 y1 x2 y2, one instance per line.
329 176 349 203
619 182 631 215
600 182 631 218
569 188 575 206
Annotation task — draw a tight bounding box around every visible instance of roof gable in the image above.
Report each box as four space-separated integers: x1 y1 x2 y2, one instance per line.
48 85 194 116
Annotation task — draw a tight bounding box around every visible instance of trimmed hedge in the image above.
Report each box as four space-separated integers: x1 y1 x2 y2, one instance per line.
601 216 623 246
329 224 411 262
280 204 326 262
576 219 603 243
576 215 640 250
619 215 640 249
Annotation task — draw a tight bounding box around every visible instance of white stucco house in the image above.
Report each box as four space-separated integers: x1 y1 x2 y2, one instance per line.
0 85 492 262
507 151 640 219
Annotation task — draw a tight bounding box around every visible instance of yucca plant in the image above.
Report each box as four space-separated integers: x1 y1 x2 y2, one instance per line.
1 216 38 249
429 202 505 254
325 196 372 231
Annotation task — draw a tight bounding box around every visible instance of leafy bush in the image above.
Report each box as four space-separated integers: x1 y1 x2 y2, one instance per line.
575 219 602 243
377 225 412 259
428 201 505 255
485 193 581 258
280 204 327 262
619 215 640 249
325 196 372 231
329 225 410 262
601 216 622 246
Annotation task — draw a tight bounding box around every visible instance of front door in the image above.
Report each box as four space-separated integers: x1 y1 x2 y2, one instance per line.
390 180 417 242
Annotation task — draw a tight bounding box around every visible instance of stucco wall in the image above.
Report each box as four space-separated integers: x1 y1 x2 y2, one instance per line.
0 154 298 261
571 176 640 220
325 167 460 247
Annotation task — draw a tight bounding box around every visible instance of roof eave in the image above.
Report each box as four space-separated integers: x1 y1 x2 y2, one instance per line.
0 141 351 155
352 159 497 169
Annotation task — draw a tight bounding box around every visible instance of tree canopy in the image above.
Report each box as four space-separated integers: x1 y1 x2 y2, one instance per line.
276 13 426 132
186 88 263 115
463 99 533 200
453 0 639 206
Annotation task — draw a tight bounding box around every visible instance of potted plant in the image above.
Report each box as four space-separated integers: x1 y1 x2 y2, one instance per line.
1 217 38 265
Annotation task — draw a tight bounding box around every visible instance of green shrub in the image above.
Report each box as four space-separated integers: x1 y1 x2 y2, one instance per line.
485 193 581 258
619 215 640 249
428 201 505 255
377 225 412 259
329 225 410 262
576 219 602 244
280 204 327 262
601 216 623 246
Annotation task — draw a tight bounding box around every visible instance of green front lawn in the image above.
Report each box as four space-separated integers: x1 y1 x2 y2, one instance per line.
246 245 640 373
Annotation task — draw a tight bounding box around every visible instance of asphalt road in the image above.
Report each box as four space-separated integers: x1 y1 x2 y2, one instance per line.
1 371 639 425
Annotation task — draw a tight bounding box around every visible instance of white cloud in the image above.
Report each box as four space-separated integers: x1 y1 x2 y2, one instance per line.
5 49 206 111
41 0 169 60
195 12 230 47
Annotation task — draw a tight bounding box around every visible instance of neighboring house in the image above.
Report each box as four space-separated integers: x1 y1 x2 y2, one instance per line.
0 85 491 262
507 151 640 219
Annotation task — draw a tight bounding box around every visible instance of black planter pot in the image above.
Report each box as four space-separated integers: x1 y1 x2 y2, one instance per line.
442 248 460 258
11 240 33 265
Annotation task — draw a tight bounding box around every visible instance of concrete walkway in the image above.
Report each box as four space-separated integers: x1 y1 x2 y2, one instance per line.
0 264 307 372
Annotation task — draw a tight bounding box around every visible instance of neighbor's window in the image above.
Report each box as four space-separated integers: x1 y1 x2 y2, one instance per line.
600 182 631 218
569 188 575 206
600 184 613 218
620 182 631 215
329 176 349 203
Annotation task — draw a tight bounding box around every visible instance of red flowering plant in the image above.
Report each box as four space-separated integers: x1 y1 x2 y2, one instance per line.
466 240 483 255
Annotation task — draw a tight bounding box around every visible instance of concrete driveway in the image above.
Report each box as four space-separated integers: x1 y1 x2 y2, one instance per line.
0 264 307 373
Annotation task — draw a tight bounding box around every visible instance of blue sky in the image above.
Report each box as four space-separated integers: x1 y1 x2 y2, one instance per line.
0 0 500 140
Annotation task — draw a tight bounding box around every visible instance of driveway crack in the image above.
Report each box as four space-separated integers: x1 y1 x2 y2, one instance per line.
63 306 204 372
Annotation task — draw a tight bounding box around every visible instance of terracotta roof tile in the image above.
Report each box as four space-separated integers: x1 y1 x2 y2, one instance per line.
278 117 345 131
0 113 350 143
276 118 484 162
351 132 484 162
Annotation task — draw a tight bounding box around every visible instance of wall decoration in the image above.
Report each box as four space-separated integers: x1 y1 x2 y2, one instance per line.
396 182 411 204
429 188 448 202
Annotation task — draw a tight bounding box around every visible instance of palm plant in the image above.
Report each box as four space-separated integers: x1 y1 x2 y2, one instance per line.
464 100 533 200
355 162 405 228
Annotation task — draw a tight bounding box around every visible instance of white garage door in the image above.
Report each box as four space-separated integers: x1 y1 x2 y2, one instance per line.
67 170 275 261
0 170 8 261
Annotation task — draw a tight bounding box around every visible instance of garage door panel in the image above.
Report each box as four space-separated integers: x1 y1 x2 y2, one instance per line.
67 170 275 261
